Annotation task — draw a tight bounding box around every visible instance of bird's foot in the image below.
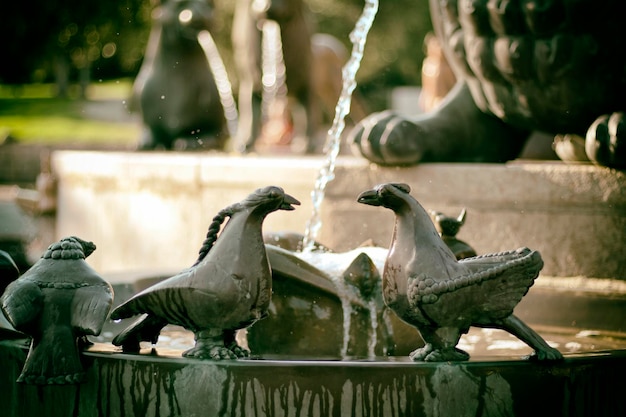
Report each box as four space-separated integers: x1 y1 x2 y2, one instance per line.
183 343 237 360
226 341 250 358
410 344 470 362
525 346 563 362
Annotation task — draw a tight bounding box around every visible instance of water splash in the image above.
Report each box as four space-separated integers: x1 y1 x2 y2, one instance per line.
302 0 379 251
197 30 239 139
261 20 288 125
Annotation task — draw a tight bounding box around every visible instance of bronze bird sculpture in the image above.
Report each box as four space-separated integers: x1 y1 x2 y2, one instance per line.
357 183 562 362
110 186 300 360
0 237 113 384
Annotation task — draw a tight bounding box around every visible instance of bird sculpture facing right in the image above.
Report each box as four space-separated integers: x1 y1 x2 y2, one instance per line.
110 186 300 360
357 183 563 362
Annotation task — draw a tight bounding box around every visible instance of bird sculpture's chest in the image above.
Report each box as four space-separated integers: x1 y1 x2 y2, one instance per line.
383 239 437 328
213 220 272 311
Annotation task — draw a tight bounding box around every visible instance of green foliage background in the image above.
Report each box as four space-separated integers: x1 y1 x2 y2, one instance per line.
0 0 433 145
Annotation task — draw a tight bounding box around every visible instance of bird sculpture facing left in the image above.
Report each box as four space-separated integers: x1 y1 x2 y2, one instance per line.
357 183 563 362
110 186 300 360
0 236 113 384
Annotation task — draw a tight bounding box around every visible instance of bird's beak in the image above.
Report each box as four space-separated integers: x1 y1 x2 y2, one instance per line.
357 189 381 206
280 194 301 211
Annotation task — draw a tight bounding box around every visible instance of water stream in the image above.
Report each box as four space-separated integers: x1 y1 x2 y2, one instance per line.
302 0 379 252
261 20 288 127
299 0 380 358
197 30 239 139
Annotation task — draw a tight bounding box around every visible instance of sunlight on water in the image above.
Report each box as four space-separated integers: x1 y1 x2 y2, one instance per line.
302 0 379 252
197 30 239 138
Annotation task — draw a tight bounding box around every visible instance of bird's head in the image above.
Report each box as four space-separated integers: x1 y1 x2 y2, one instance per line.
42 236 96 260
243 186 301 214
357 183 411 209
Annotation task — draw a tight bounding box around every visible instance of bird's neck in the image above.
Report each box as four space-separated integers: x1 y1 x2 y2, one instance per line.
388 199 459 271
209 209 268 268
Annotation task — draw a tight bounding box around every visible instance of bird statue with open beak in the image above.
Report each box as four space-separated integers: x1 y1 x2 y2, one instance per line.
357 183 562 362
110 186 300 360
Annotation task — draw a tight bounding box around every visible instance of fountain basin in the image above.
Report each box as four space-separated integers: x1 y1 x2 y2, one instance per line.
6 151 619 416
2 336 626 417
2 272 626 416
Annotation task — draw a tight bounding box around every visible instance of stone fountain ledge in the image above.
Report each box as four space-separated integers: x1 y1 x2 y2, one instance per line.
2 338 625 417
52 150 625 282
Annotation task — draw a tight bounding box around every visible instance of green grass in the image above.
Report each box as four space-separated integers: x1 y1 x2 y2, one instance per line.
0 79 140 146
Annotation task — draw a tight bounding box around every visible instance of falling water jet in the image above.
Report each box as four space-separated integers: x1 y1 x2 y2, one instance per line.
302 0 379 253
261 20 288 127
197 30 239 140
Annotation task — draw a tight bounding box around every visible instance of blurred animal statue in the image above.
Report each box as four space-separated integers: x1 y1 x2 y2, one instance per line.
357 183 563 362
1 237 113 384
132 0 227 150
350 0 625 169
110 186 300 360
232 0 368 154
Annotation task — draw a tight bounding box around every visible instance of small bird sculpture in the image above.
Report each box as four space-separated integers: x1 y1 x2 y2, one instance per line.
110 186 300 360
0 236 113 384
357 183 562 362
430 208 477 260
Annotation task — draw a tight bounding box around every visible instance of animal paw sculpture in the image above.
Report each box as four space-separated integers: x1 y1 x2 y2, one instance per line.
357 183 563 362
110 186 300 360
349 0 626 169
0 237 113 384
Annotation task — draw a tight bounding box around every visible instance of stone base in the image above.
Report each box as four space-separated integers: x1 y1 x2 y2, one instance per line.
52 151 625 281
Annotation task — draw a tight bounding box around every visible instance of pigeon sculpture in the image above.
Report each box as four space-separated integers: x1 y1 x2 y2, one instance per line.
110 186 300 360
357 183 563 362
1 237 113 384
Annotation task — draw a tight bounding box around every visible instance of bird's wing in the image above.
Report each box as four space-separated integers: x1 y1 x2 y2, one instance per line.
72 284 114 335
0 279 44 332
409 248 542 319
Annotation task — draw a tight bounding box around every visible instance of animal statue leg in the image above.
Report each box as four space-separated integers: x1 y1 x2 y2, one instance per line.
410 326 469 362
585 112 626 169
185 328 238 360
496 314 563 361
348 82 530 165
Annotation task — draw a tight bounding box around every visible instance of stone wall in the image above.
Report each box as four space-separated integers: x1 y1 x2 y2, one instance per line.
52 151 626 281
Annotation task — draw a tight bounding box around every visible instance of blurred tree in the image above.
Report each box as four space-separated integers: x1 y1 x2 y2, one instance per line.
1 0 150 97
1 0 431 105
